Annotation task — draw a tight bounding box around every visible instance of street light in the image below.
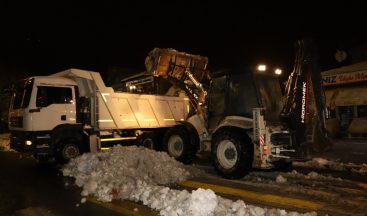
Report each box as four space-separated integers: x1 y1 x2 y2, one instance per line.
257 64 267 71
274 68 282 75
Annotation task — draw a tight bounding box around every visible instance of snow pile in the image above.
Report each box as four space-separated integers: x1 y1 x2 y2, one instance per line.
130 181 316 216
189 189 218 215
64 145 316 216
276 174 287 183
63 145 190 201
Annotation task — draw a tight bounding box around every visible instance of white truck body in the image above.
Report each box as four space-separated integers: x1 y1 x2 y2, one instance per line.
9 68 189 163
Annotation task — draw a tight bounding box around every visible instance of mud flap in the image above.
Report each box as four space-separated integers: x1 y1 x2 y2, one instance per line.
89 134 99 153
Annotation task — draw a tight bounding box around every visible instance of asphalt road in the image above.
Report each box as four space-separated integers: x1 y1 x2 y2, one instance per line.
1 138 366 216
0 151 156 216
312 139 367 164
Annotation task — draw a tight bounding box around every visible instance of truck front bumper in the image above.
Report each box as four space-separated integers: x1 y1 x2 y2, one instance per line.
10 131 35 152
10 131 53 155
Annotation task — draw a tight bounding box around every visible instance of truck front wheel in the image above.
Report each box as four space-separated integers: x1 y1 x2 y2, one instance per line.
163 126 196 164
212 130 253 179
55 138 81 164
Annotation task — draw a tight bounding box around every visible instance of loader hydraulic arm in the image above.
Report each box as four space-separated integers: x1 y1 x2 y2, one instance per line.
145 48 211 114
280 38 332 152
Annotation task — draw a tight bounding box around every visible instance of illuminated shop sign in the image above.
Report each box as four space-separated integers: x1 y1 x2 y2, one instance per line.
323 71 367 86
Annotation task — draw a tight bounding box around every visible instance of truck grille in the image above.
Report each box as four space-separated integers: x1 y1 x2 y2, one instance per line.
10 116 23 128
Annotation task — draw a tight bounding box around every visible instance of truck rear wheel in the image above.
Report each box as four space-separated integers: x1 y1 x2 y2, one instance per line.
137 132 157 150
163 126 196 164
212 130 253 179
55 138 81 164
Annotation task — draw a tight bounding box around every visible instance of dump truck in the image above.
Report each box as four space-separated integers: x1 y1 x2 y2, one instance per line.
9 69 190 163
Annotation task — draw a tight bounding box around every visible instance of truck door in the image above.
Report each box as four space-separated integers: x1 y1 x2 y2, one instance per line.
31 86 75 131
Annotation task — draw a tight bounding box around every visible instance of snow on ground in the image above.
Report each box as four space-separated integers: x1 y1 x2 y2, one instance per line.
293 157 367 175
0 133 10 151
245 169 344 184
293 157 345 171
63 145 316 216
286 170 343 182
352 163 367 174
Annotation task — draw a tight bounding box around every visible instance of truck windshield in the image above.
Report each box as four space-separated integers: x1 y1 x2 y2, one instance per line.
228 72 260 118
12 78 34 109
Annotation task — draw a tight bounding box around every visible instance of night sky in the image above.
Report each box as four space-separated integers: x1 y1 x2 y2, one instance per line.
1 1 367 82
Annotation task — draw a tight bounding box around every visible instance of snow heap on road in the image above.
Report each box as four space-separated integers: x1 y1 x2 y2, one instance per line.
63 145 190 201
63 145 316 216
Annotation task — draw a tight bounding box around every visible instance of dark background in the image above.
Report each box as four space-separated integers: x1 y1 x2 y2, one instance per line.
1 1 367 85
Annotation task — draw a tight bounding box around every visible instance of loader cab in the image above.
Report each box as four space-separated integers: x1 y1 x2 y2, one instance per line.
9 77 78 132
207 66 283 129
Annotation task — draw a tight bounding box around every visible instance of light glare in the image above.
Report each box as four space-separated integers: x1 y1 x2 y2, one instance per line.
257 65 266 71
275 68 282 75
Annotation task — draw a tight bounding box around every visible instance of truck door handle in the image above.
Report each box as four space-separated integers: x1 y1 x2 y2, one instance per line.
61 115 66 121
29 108 41 113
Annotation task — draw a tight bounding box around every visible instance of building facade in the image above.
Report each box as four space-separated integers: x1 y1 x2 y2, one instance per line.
322 61 367 138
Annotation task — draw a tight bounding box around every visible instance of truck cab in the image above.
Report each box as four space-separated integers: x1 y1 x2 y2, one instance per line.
207 67 283 130
9 76 80 160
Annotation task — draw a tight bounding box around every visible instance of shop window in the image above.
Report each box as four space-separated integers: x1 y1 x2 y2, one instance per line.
338 106 354 132
357 105 367 117
327 107 336 119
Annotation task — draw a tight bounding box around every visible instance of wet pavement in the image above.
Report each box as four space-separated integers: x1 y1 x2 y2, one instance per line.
0 151 125 216
311 139 367 164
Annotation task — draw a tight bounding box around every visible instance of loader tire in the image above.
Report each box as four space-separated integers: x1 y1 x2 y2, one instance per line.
163 126 196 164
212 130 253 179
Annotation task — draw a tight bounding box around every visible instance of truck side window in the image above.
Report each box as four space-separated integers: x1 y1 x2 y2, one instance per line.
36 86 73 107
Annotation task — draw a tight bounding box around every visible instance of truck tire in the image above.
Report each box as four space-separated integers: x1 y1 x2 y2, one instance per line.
163 126 196 164
55 138 81 164
137 132 157 150
212 130 253 179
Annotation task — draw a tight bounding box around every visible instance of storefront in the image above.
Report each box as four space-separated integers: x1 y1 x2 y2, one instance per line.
322 61 367 138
